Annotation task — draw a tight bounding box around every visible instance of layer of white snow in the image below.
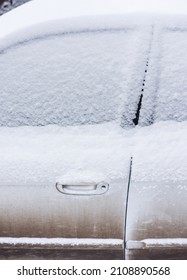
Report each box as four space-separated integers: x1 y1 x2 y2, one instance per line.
143 238 187 247
0 121 186 185
1 15 187 126
131 121 187 182
0 237 123 247
127 238 187 249
139 18 187 125
1 0 187 39
138 26 161 126
0 20 149 127
155 29 187 122
0 122 133 185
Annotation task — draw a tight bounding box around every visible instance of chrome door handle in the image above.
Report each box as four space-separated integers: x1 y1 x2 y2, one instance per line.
56 182 109 196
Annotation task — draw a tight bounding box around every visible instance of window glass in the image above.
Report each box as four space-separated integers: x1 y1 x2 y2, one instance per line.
155 31 187 122
0 30 142 126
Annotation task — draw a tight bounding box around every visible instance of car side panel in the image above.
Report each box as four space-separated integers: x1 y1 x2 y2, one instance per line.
126 180 187 259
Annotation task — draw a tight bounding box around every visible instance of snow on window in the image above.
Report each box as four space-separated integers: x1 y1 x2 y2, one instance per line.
155 30 187 122
0 29 147 127
139 27 187 125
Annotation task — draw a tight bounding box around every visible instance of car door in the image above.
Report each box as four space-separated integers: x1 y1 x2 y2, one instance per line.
0 21 150 259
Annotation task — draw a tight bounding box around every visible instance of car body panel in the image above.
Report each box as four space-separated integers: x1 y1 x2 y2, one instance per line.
0 178 129 239
125 179 187 259
0 176 129 259
126 180 187 240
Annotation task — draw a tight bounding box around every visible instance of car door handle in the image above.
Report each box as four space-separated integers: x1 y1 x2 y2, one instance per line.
56 182 109 196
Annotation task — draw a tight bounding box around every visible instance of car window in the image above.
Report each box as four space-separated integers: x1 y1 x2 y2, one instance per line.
139 28 187 125
155 30 187 122
0 30 146 127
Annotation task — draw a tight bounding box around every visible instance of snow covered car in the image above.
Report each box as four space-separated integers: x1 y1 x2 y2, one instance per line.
0 1 187 260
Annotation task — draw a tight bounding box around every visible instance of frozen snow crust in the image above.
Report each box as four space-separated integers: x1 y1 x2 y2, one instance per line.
0 15 186 186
